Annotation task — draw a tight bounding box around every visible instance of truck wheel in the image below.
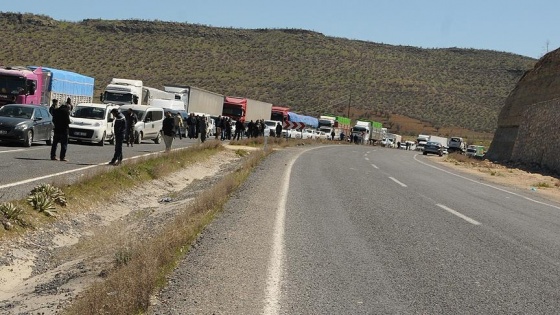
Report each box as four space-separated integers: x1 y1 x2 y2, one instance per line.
135 132 141 144
153 132 161 144
23 130 33 147
98 132 106 146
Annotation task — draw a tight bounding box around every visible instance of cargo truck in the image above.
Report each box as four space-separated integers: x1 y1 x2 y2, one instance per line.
0 66 94 107
222 97 272 123
163 85 224 116
271 106 290 123
101 78 174 106
351 120 371 144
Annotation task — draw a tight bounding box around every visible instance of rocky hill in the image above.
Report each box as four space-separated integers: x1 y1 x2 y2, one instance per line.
0 12 536 134
486 48 560 173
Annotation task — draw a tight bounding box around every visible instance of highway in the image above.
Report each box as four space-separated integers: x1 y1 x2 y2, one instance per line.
150 145 560 314
0 137 201 201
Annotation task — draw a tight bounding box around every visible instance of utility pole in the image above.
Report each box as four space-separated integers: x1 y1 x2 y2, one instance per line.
347 93 352 119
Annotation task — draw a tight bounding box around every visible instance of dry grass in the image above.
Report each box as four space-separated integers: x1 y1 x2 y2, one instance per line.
63 149 267 315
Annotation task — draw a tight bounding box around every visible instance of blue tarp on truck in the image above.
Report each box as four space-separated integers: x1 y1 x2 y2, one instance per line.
288 112 319 128
29 66 95 96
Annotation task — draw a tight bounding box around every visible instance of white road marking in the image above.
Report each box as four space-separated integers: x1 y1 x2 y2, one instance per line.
0 147 46 154
413 155 560 210
263 152 298 314
437 204 481 225
389 177 407 187
365 157 370 161
0 151 161 189
371 164 379 169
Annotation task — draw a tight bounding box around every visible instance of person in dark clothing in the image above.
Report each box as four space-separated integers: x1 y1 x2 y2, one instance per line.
65 97 73 112
186 113 195 139
331 130 336 140
49 99 58 116
109 109 126 166
124 108 138 147
247 120 255 138
225 117 232 140
198 116 207 143
50 104 71 161
275 122 282 138
162 111 175 152
234 120 244 140
215 116 222 140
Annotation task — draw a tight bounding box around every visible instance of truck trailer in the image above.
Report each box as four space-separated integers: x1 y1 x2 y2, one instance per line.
163 85 224 116
0 66 94 107
102 78 175 106
222 97 272 123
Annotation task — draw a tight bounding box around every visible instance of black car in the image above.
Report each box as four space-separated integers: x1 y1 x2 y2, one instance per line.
422 141 444 156
0 104 53 147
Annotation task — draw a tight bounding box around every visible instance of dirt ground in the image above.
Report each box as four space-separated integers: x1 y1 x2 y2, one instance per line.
1 146 559 314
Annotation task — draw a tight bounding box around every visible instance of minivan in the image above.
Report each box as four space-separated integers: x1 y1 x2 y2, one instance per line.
69 103 119 146
119 105 164 144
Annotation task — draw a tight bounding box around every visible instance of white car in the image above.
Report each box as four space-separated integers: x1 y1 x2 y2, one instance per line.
69 103 119 146
302 129 315 139
263 120 280 137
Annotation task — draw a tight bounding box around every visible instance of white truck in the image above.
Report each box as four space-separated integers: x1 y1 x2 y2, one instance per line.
416 134 430 151
163 85 224 116
351 120 371 144
428 135 449 153
102 78 175 106
69 103 119 146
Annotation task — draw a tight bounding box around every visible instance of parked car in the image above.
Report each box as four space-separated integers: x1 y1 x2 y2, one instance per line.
164 108 188 137
423 141 444 156
69 103 119 146
0 104 53 147
466 145 485 159
119 105 164 144
263 120 278 137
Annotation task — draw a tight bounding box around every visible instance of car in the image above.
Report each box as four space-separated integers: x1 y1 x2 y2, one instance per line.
263 119 279 137
120 105 164 144
423 141 444 156
69 103 119 146
164 108 188 137
0 104 53 147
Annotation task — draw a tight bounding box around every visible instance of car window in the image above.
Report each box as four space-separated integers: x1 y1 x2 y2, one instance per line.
151 110 163 121
39 108 50 118
34 108 42 119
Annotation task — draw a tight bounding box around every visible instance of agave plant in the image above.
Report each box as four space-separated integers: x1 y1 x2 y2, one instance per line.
27 192 57 217
30 183 67 206
0 202 23 220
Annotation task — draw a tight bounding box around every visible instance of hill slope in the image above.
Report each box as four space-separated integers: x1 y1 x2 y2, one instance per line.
0 12 536 133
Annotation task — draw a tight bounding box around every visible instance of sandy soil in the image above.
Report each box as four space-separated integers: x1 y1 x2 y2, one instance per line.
0 148 242 315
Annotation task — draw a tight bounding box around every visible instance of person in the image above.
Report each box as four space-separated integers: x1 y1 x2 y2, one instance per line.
234 120 244 140
50 102 71 161
174 112 183 140
49 99 58 115
109 108 126 165
162 111 175 152
198 116 208 143
330 130 335 141
215 115 222 140
274 122 282 138
340 131 345 141
124 108 138 147
187 113 196 139
65 97 73 112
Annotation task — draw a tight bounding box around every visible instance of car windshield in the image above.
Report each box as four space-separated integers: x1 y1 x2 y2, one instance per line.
0 105 34 119
73 106 106 120
104 92 133 103
265 121 277 127
122 108 145 120
426 141 439 146
0 76 27 95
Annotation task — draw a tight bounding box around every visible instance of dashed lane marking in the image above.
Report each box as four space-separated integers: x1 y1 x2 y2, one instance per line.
436 204 481 225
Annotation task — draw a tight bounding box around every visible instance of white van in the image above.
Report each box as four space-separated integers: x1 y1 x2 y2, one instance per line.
69 103 120 146
120 105 164 144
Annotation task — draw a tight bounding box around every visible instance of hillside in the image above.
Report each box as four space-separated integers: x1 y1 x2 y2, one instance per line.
0 12 536 134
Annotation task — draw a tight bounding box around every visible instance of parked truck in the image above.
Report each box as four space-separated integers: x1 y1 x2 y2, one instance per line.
0 66 94 107
222 97 272 123
101 78 174 106
271 106 290 123
351 120 371 144
163 85 224 116
370 121 384 144
428 135 449 153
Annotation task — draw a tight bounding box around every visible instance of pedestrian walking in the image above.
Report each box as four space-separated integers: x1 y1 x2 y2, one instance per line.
124 108 138 147
50 103 71 161
162 111 175 152
108 108 126 165
174 112 183 140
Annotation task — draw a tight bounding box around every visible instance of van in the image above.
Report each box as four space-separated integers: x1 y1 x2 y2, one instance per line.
120 105 164 144
69 103 119 146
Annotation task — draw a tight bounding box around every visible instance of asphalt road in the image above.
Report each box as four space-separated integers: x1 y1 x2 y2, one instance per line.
0 136 202 201
150 145 560 314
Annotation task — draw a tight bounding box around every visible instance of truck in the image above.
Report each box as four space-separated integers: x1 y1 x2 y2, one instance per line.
351 120 371 144
370 121 384 144
163 85 224 116
101 78 175 106
0 66 94 107
416 134 430 151
222 97 272 123
428 135 449 153
271 106 290 123
447 136 467 154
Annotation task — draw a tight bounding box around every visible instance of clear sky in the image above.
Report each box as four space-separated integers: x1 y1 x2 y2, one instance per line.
3 0 557 59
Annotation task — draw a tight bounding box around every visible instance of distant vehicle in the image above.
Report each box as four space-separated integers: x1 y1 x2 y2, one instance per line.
69 103 119 146
423 141 444 156
302 129 316 139
0 104 53 147
263 119 278 137
448 137 467 154
164 108 188 137
119 105 164 144
466 145 485 158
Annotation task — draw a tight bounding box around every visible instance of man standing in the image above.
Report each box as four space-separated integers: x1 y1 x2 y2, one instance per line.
276 122 282 138
331 130 335 141
162 111 175 152
49 99 58 115
234 120 244 141
65 97 73 112
215 115 222 140
124 108 138 147
198 116 207 143
50 103 71 161
173 112 183 140
109 108 126 166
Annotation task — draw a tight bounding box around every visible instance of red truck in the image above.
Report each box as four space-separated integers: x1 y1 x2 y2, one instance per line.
271 106 290 123
222 96 272 123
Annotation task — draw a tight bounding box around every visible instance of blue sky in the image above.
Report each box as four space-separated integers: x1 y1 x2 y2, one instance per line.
3 0 557 59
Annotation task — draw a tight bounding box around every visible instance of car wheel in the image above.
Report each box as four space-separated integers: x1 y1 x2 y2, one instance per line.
438 152 443 157
135 131 141 144
423 151 427 155
98 132 106 146
23 130 33 147
153 131 161 144
46 130 53 145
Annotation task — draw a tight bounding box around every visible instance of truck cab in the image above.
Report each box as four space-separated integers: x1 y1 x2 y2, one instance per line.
102 78 143 105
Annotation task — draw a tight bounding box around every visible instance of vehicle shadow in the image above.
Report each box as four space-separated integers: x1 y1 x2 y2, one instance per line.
14 157 97 166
